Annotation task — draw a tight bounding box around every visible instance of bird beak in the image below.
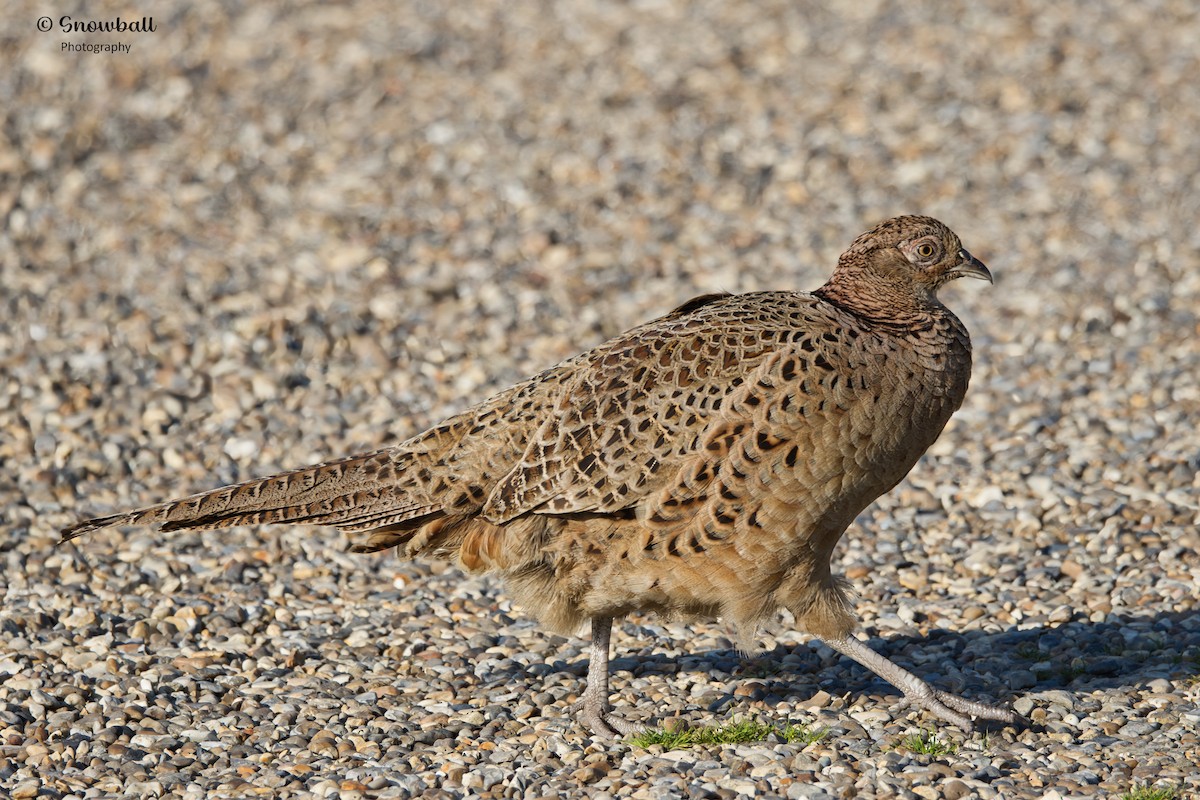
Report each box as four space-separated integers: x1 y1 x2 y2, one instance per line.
949 249 993 283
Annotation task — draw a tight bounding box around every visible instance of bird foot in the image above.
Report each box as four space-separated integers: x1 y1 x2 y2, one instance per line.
576 617 648 738
900 688 1022 733
817 633 1023 734
575 702 645 738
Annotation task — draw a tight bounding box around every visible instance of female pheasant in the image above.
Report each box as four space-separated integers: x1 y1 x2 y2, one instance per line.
63 215 1018 736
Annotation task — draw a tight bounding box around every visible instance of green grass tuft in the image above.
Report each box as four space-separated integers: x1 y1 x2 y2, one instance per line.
899 729 957 757
627 718 826 750
1119 785 1180 800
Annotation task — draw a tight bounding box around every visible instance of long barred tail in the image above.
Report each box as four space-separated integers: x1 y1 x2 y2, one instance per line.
59 448 441 543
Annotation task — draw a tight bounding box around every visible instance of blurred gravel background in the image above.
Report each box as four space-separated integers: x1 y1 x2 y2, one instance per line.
3 1 1198 798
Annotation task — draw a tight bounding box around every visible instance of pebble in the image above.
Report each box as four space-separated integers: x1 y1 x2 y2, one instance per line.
5 0 1199 798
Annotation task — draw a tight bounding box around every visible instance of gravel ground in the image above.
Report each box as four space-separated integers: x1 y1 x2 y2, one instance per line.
4 1 1199 798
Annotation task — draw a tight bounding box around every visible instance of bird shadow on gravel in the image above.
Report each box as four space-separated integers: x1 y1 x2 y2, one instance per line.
497 609 1199 731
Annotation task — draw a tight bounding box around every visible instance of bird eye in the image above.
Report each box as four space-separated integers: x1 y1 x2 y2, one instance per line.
916 242 937 259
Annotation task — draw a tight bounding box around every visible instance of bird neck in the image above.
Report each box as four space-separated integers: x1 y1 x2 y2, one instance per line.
813 267 944 330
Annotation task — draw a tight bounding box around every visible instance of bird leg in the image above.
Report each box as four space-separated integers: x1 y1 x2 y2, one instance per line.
817 633 1021 733
576 617 644 737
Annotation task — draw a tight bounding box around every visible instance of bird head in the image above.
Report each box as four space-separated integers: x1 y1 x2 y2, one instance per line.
840 215 992 298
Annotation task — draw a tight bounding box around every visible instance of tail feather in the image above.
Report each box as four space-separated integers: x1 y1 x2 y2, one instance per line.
60 448 441 543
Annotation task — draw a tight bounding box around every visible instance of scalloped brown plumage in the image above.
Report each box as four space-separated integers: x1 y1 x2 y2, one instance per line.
62 215 1020 736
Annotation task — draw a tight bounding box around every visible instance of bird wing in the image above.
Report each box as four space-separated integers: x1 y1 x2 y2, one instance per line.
481 291 832 523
